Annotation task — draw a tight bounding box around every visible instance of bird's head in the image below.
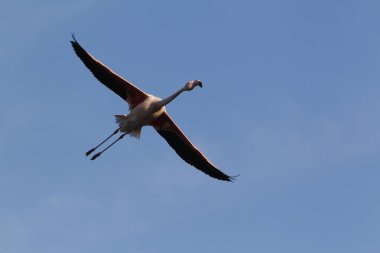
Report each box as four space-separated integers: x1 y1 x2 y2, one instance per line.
184 80 203 91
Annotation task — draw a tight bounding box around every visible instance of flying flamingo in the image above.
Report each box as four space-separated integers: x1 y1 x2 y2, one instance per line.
71 35 235 181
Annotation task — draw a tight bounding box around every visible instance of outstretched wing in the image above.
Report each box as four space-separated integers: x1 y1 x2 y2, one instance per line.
152 112 234 181
71 35 148 109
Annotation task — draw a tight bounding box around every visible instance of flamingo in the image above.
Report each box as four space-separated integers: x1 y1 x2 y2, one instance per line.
71 35 235 181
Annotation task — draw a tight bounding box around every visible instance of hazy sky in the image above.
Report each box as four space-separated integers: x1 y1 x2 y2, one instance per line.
1 0 379 252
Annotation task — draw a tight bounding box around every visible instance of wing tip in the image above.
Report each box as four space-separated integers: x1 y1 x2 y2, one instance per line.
226 174 240 182
70 33 81 50
70 33 84 56
71 33 77 43
219 173 239 182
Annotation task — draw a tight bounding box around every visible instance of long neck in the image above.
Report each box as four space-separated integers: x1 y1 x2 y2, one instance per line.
157 87 186 108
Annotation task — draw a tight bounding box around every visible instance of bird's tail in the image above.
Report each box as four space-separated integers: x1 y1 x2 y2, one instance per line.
114 115 141 139
115 115 129 131
115 114 128 124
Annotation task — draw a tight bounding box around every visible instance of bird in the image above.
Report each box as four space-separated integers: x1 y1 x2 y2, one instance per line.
70 35 235 182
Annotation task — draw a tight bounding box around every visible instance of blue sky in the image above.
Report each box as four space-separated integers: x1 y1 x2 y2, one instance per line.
1 0 379 252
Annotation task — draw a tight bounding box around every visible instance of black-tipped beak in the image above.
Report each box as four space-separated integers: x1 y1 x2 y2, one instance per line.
197 80 203 88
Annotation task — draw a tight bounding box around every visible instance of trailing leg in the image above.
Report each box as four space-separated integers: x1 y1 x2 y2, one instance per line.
85 128 120 156
90 132 128 160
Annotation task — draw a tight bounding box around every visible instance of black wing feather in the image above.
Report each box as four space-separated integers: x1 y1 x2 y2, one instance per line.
157 129 234 182
70 35 147 107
